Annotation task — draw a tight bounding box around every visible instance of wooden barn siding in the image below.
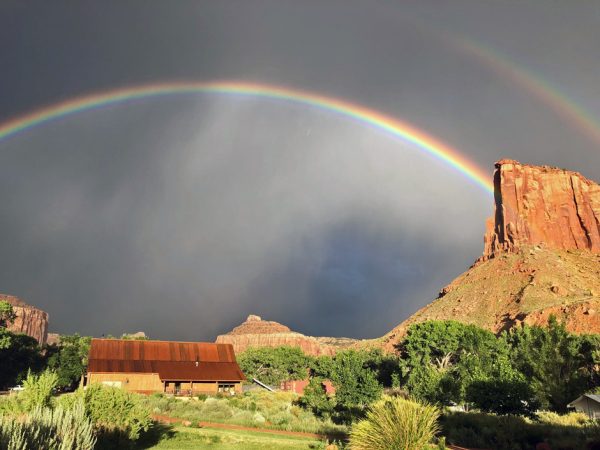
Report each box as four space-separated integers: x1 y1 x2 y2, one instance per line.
88 373 242 394
88 373 163 392
165 381 219 394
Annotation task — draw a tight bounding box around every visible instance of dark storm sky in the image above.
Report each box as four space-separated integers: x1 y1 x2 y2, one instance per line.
1 1 599 340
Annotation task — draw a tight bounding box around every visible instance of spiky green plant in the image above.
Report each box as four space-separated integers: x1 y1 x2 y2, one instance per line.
349 395 440 450
0 400 96 450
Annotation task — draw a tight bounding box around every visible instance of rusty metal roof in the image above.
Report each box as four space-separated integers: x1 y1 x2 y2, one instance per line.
88 360 245 381
87 339 245 381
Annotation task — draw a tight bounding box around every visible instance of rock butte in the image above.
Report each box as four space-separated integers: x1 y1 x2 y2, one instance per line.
379 159 600 352
1 294 49 344
482 159 600 259
215 315 357 356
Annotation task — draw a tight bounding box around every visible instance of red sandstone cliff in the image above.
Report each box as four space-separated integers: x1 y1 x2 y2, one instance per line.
1 294 49 344
216 315 356 356
482 159 600 259
377 160 600 352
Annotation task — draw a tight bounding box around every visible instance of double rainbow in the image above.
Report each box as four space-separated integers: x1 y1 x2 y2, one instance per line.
0 81 493 194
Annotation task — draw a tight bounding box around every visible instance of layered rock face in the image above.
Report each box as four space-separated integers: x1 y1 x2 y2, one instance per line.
216 315 356 356
483 159 600 259
378 160 600 352
1 294 49 344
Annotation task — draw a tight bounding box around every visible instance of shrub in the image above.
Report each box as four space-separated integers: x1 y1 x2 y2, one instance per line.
297 377 334 418
20 370 58 411
466 377 540 417
440 411 600 450
0 400 96 450
140 390 347 436
349 395 439 450
84 384 152 442
536 410 591 427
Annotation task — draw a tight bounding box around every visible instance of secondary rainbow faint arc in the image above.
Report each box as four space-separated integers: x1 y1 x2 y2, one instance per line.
0 80 494 194
456 38 600 147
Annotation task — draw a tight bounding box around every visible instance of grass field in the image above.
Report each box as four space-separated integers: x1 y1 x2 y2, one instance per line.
149 426 326 450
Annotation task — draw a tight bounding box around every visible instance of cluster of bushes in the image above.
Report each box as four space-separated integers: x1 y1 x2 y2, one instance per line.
239 346 396 424
141 390 346 436
0 402 96 450
236 317 600 448
441 411 600 449
0 371 156 449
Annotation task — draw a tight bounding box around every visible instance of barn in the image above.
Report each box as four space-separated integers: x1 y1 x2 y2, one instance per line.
85 339 245 395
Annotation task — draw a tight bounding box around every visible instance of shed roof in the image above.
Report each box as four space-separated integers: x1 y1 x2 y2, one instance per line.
568 394 600 407
87 339 245 382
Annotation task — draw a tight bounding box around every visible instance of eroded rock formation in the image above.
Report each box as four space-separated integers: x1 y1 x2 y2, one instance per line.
216 315 356 356
483 159 600 259
1 294 49 344
377 160 600 352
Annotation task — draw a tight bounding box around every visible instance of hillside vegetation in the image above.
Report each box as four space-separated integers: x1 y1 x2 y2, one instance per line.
382 246 600 351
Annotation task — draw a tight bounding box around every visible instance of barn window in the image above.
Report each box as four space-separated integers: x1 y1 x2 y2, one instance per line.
218 383 235 395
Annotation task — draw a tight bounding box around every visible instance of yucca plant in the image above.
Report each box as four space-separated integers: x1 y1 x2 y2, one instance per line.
349 395 440 450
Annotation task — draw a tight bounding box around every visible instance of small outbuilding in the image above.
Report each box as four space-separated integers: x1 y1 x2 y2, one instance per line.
86 339 245 395
567 394 600 419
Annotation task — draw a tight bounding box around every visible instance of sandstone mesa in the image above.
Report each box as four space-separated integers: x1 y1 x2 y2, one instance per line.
380 159 600 351
215 314 357 356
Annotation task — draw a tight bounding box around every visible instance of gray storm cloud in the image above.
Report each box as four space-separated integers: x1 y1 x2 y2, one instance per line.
1 0 599 340
0 97 490 340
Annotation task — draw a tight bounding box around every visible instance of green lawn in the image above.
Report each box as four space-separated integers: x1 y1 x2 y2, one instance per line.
148 426 325 450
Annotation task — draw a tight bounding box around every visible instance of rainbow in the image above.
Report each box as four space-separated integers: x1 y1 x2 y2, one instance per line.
454 38 600 147
0 80 493 194
396 13 600 147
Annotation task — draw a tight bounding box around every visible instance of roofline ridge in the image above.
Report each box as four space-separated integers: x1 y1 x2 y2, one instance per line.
91 338 232 346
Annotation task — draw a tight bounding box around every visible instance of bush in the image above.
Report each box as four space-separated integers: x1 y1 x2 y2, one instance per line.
140 390 347 436
441 411 600 450
466 377 540 417
536 410 591 427
0 400 96 450
349 395 439 450
84 384 152 442
297 377 334 418
20 370 58 411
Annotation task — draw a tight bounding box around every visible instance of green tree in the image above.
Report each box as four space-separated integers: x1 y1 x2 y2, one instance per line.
0 330 43 389
237 346 312 386
0 301 16 328
329 350 382 421
46 334 92 390
398 320 511 406
466 377 539 416
296 376 334 418
506 316 597 412
309 355 336 382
